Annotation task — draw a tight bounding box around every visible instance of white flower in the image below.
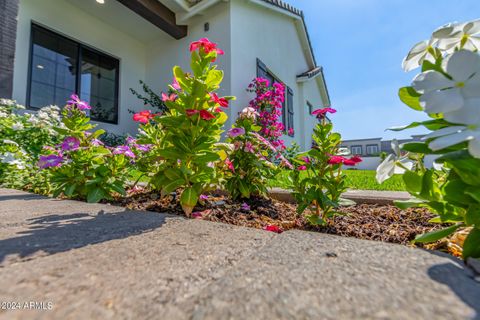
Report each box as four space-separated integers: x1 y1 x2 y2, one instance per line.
2 139 18 146
422 125 480 158
433 19 480 52
337 147 351 156
412 50 480 125
376 140 414 183
12 122 24 131
402 39 437 72
27 115 39 125
0 152 25 169
240 107 258 120
0 111 7 118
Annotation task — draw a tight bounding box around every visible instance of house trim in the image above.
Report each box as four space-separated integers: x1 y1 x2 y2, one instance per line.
0 0 19 99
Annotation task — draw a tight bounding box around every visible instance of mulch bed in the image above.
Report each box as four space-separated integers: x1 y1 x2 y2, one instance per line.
111 188 453 255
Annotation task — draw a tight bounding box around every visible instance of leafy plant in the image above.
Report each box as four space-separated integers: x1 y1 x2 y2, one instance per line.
378 19 480 259
137 38 234 216
39 95 131 202
290 108 361 225
223 107 291 199
130 80 167 113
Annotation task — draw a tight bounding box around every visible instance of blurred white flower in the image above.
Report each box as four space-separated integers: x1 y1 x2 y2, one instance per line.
2 139 18 146
0 112 7 118
412 50 480 125
422 125 480 158
433 19 480 52
12 122 24 131
402 39 437 72
376 140 414 183
0 152 25 169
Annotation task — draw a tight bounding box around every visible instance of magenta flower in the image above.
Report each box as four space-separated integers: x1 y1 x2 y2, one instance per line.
312 107 337 119
228 127 245 138
61 137 80 151
199 194 209 201
67 94 91 110
241 202 251 211
298 165 307 171
113 145 136 158
126 136 137 145
244 141 254 153
302 156 311 164
172 77 181 91
91 139 104 146
38 155 63 169
134 144 153 152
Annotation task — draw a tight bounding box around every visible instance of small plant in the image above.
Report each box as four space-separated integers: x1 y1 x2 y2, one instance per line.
38 95 131 202
137 38 234 216
223 107 291 199
130 80 167 113
378 19 480 259
290 108 361 225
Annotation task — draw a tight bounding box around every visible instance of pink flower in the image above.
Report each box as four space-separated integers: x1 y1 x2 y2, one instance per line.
288 128 294 136
113 146 136 158
185 109 216 120
189 38 224 60
225 158 234 172
228 127 245 138
312 107 337 119
67 94 91 110
328 156 346 165
241 202 251 211
244 141 254 153
210 93 229 108
302 157 310 164
161 93 177 102
343 159 357 166
199 194 209 201
61 137 80 151
298 165 307 171
349 156 363 163
172 77 181 90
91 139 104 146
263 225 283 234
133 110 156 124
38 155 63 169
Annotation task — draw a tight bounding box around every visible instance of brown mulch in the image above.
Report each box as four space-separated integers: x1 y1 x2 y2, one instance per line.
111 188 452 254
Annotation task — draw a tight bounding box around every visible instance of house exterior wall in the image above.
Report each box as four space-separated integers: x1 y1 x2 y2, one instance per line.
340 138 382 156
11 0 147 134
229 0 322 150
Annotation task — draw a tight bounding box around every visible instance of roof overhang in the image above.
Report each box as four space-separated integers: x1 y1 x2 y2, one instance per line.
116 0 188 39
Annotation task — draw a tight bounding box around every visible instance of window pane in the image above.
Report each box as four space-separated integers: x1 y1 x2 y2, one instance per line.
80 47 119 123
29 26 78 108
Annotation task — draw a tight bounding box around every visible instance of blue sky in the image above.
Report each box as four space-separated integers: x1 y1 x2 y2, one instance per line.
287 0 480 140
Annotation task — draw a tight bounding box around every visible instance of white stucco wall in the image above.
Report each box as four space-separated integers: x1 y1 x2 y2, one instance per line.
12 0 147 134
229 0 322 150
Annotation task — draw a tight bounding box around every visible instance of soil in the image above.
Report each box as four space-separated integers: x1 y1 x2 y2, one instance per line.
112 188 454 255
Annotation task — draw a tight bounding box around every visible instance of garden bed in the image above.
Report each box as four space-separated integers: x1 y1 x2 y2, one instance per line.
111 188 455 255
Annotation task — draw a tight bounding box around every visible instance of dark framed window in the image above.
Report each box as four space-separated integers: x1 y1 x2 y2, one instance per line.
27 24 119 124
307 101 313 115
366 144 379 155
351 145 363 155
256 59 293 134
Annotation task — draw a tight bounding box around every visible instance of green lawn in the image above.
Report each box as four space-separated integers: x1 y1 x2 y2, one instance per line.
131 169 406 191
268 170 406 191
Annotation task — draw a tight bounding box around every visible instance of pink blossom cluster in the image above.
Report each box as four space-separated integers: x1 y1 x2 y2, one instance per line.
247 78 286 151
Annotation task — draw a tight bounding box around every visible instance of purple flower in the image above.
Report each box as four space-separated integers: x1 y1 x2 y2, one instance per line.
199 194 209 201
113 145 136 158
241 202 251 211
134 144 153 152
67 94 91 110
38 155 63 169
228 127 245 138
126 136 137 145
244 141 254 153
91 139 104 146
61 137 80 151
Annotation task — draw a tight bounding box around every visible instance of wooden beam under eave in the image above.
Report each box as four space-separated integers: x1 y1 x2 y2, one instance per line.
116 0 188 39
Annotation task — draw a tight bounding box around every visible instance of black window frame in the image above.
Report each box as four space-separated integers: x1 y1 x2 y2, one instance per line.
27 23 120 124
286 86 294 136
256 58 293 135
350 145 363 155
307 100 314 115
366 144 379 155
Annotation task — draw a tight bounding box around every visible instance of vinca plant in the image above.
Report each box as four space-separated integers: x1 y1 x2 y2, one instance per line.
377 19 480 259
38 95 131 203
290 108 361 226
223 107 291 199
138 38 234 216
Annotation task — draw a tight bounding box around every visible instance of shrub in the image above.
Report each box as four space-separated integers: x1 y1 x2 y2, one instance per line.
223 107 291 199
38 95 131 202
0 99 63 192
290 108 361 225
378 19 480 259
129 79 167 114
134 38 234 216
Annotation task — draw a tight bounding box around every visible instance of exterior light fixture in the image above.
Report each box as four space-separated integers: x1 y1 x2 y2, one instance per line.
96 0 105 4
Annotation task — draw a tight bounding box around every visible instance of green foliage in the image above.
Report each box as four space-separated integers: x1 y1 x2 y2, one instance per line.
129 80 167 113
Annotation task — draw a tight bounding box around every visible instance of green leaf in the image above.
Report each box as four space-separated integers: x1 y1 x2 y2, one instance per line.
87 188 106 203
110 182 126 196
306 214 326 226
398 87 422 111
164 168 184 181
466 205 480 227
413 224 461 243
462 228 480 259
338 197 356 207
64 184 77 197
438 150 480 186
205 70 224 89
163 178 185 194
180 187 199 213
403 171 423 194
394 198 426 210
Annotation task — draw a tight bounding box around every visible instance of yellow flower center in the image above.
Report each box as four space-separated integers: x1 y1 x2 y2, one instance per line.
456 82 465 88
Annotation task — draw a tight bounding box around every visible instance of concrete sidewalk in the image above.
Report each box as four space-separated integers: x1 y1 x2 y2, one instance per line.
0 188 478 320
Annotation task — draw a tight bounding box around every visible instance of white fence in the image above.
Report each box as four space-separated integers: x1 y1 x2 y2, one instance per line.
351 155 439 171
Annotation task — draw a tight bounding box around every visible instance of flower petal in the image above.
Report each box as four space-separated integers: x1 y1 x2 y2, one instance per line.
462 72 480 98
421 88 464 114
412 71 454 93
376 154 395 184
423 126 467 140
428 130 473 151
432 22 462 39
445 50 480 81
464 19 480 35
444 98 480 125
468 136 480 158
